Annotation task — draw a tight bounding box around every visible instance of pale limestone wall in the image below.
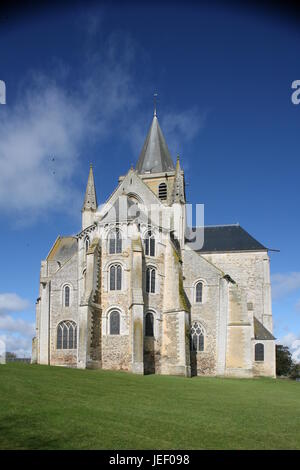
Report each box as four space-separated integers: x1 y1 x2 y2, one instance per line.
182 248 222 376
252 339 276 377
48 254 79 367
201 251 272 331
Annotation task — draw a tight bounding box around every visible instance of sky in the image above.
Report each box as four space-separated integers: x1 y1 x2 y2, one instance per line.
0 1 299 360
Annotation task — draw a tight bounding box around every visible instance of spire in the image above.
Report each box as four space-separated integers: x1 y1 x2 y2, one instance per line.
82 164 97 211
172 155 185 204
136 114 175 174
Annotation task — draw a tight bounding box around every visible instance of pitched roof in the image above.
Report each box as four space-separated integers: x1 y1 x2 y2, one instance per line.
47 237 77 262
254 317 275 340
136 114 175 174
82 164 97 211
185 224 267 252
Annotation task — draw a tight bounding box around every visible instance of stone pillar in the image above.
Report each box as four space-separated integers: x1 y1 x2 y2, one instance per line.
263 255 273 332
77 304 88 369
216 277 229 375
225 284 253 378
131 234 144 374
39 280 50 365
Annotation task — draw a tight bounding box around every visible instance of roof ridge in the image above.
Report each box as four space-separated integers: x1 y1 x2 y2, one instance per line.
190 223 240 229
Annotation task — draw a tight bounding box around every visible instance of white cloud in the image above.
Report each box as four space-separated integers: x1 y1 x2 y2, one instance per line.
0 293 33 356
0 30 138 224
278 332 300 363
0 315 35 336
271 272 300 300
0 24 206 226
0 333 33 358
0 293 30 316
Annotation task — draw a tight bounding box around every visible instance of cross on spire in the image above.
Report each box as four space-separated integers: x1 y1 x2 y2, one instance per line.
153 92 158 117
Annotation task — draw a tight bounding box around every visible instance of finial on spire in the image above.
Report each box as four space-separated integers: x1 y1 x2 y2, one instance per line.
153 92 158 117
90 162 93 168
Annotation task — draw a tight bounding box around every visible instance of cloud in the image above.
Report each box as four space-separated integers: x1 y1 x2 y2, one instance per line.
0 29 139 225
0 293 33 356
162 107 207 155
0 315 35 337
0 293 30 316
0 333 33 358
278 332 300 363
271 272 300 300
0 21 206 226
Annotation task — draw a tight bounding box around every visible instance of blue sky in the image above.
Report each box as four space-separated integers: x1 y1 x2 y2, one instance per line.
0 1 300 358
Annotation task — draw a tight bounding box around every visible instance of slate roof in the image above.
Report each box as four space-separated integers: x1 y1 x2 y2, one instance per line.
254 317 275 340
185 224 267 253
136 114 175 174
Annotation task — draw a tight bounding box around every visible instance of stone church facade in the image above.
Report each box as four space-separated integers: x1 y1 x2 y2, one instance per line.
32 111 276 378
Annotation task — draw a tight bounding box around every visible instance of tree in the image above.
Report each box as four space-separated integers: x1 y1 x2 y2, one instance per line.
290 362 300 380
5 351 17 362
276 345 293 376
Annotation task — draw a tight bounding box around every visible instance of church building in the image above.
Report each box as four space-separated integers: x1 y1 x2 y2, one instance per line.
32 109 276 378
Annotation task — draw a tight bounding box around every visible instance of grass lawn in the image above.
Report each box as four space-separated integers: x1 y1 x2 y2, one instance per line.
0 363 299 450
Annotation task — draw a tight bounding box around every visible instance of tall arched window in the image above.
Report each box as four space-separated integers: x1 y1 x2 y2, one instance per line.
255 343 264 361
110 311 120 335
64 285 70 307
144 230 155 257
57 320 77 349
158 182 167 200
195 282 203 303
190 322 205 352
85 236 90 253
146 267 156 293
109 229 122 254
145 312 154 337
110 264 122 290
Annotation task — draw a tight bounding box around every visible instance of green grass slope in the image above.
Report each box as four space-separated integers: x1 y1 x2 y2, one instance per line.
0 363 299 450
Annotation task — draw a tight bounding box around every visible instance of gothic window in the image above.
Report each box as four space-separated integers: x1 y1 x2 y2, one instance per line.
190 322 205 352
110 311 120 335
255 343 264 361
158 182 167 200
145 312 154 337
85 236 90 253
64 285 70 307
144 230 155 257
109 264 122 290
109 229 122 254
195 281 203 303
57 320 77 349
146 267 156 293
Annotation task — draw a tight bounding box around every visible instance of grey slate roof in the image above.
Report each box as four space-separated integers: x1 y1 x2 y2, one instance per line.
136 115 175 174
185 224 267 252
254 317 275 340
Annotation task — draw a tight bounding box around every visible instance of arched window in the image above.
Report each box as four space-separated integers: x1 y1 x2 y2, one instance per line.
109 229 122 254
110 311 120 335
145 312 154 337
57 320 77 349
195 281 203 303
158 182 167 200
64 285 70 307
190 322 205 352
255 343 264 361
146 267 156 293
144 230 155 257
85 236 90 253
109 264 122 290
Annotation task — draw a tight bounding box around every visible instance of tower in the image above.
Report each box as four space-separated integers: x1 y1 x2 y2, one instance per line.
82 164 97 230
